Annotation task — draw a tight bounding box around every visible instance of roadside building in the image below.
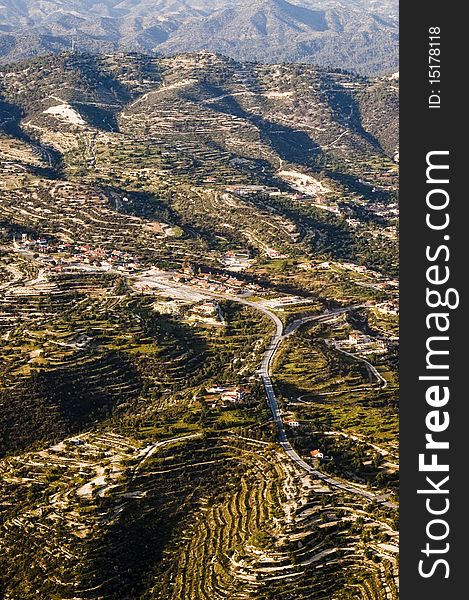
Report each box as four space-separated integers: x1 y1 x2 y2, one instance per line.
310 449 324 459
221 388 246 403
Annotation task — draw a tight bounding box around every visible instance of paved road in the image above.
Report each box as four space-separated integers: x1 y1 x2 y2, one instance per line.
123 270 396 508
250 302 397 509
329 341 388 388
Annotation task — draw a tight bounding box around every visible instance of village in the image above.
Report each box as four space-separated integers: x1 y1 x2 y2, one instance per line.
10 234 266 295
9 233 400 323
12 234 143 273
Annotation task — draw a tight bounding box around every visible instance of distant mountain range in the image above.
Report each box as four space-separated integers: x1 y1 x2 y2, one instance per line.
0 0 398 74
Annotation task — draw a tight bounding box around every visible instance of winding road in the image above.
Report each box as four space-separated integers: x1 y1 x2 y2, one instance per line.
328 341 388 388
246 301 397 509
127 269 396 507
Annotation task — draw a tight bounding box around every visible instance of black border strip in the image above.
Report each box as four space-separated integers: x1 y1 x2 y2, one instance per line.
400 3 466 597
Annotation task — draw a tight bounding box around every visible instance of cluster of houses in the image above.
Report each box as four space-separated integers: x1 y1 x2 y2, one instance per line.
298 260 398 291
172 265 264 295
13 234 50 253
13 234 142 273
305 260 399 291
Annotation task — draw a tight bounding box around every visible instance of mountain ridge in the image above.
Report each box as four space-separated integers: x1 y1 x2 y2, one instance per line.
0 50 399 160
0 0 398 74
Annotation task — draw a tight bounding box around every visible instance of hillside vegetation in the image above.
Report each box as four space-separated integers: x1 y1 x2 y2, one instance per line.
0 51 398 599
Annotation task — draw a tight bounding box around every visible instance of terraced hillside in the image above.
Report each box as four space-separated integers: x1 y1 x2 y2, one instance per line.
0 51 398 598
1 433 398 599
1 52 398 270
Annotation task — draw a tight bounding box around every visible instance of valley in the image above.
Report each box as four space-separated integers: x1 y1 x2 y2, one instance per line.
0 50 399 599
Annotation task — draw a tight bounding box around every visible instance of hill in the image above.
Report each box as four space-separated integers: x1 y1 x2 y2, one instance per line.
0 51 398 157
0 51 399 599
